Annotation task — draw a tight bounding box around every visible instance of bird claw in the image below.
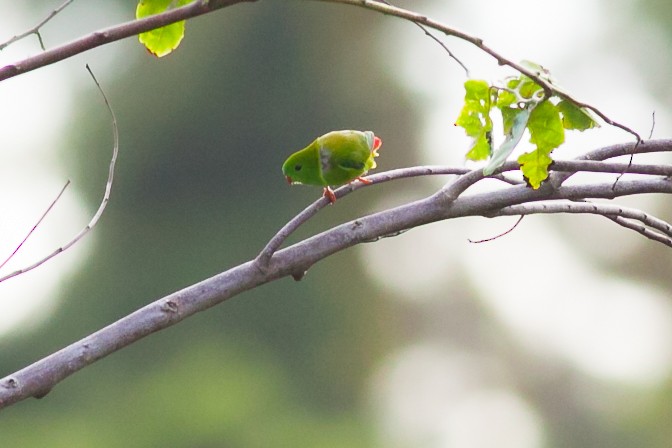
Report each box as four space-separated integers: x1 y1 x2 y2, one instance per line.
323 187 337 204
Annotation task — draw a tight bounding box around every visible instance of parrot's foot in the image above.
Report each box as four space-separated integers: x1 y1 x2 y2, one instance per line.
323 187 337 204
356 176 372 185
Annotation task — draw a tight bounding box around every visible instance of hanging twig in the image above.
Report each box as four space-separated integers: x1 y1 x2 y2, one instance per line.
0 65 118 284
468 215 524 243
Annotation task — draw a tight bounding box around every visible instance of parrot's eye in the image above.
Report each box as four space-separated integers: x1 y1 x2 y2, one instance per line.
294 164 302 171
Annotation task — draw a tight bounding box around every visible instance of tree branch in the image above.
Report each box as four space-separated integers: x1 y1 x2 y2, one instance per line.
1 0 670 413
0 0 640 141
0 0 75 51
491 200 672 247
3 140 672 409
316 0 641 141
0 0 256 82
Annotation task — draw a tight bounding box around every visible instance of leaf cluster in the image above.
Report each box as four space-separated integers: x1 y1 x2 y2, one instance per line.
455 72 599 188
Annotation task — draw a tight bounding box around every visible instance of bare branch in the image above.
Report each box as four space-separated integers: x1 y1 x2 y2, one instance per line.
0 0 639 142
0 180 70 272
606 215 672 247
257 144 672 267
0 65 117 284
317 0 641 141
3 168 672 408
490 200 672 247
0 0 75 51
492 200 672 236
0 0 255 82
0 0 671 413
255 166 473 267
552 159 672 176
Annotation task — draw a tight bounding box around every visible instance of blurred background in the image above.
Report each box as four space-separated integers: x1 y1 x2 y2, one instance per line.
1 0 672 446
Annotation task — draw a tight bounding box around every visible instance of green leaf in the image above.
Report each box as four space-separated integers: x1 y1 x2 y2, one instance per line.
500 106 519 134
557 100 600 131
455 80 493 161
517 100 564 188
528 100 564 152
136 0 193 57
518 149 554 189
466 132 491 160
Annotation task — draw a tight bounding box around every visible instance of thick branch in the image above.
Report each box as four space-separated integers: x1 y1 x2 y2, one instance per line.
3 149 672 408
1 0 670 413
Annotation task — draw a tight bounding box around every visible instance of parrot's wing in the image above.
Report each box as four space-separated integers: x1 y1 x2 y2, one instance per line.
335 157 366 171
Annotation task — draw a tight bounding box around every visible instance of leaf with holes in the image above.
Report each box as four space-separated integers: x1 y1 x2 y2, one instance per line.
455 79 494 161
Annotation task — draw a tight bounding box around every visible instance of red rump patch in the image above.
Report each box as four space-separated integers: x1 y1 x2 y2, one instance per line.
373 136 382 150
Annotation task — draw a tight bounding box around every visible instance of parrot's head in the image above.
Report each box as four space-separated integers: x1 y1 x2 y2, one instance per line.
282 153 301 185
282 141 324 187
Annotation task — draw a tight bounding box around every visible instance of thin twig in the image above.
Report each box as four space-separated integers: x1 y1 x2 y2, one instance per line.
552 159 672 177
490 200 672 247
0 180 70 271
316 0 641 142
377 0 469 76
549 139 672 187
0 0 75 51
468 215 524 243
0 65 118 284
605 215 672 247
0 0 641 143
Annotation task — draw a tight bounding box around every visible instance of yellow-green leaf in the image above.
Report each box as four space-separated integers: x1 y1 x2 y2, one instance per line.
136 0 193 57
518 149 553 189
516 100 564 188
455 80 494 161
557 100 600 131
528 100 564 152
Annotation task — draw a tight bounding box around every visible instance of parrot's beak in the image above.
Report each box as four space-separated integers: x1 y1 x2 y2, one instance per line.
285 175 293 185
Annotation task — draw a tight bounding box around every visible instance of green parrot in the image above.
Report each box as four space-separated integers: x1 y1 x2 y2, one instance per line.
282 130 382 203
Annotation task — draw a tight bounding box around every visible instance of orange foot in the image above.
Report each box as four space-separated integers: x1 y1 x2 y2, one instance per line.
323 186 337 204
356 176 372 185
